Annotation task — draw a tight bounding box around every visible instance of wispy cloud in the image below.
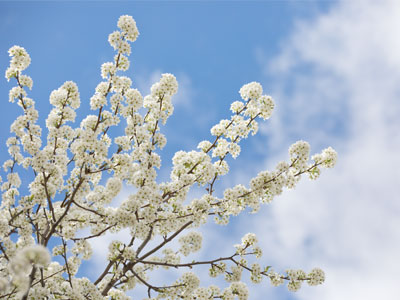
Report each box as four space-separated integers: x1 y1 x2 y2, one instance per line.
246 0 400 299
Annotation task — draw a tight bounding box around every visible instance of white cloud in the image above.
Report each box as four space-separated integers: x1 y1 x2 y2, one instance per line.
247 0 400 299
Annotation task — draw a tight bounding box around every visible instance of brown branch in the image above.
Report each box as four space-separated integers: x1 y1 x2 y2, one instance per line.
71 200 105 217
140 253 238 269
101 221 193 296
21 265 36 300
138 221 193 262
42 172 56 221
0 243 9 261
71 224 115 242
61 238 73 288
43 177 84 246
94 261 114 286
136 226 153 256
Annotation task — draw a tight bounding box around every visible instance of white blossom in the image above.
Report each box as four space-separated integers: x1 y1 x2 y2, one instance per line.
117 15 139 42
0 14 336 300
10 245 51 276
239 81 263 100
307 268 325 286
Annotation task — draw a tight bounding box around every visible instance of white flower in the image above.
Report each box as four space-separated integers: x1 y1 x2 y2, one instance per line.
287 280 301 292
0 277 8 292
178 232 202 256
308 268 325 286
125 88 143 111
10 245 51 275
19 74 33 89
117 15 139 42
321 146 338 168
269 271 284 287
0 14 336 299
109 31 122 49
258 95 274 119
239 81 263 100
151 73 178 97
8 45 31 71
101 62 116 79
241 233 258 246
108 288 131 300
289 140 310 161
230 101 245 113
229 282 249 300
181 272 200 292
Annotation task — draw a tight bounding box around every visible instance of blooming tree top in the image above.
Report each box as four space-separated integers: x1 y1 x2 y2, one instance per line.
0 15 337 300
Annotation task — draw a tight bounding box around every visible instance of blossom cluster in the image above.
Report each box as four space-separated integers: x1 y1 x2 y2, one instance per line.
0 15 336 300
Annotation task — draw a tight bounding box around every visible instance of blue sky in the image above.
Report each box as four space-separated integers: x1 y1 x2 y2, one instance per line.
1 1 400 300
0 1 331 156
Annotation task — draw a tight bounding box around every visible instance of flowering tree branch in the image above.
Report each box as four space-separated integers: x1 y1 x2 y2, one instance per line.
0 15 337 300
